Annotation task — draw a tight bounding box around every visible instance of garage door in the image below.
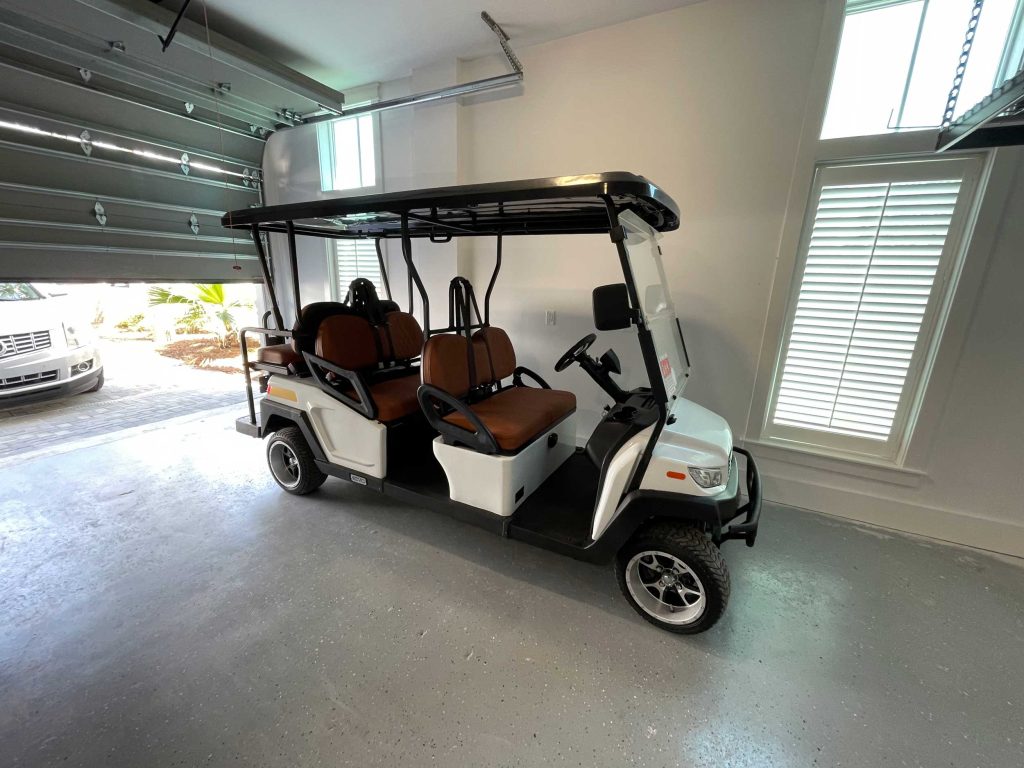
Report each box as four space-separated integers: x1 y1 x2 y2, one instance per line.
0 0 343 282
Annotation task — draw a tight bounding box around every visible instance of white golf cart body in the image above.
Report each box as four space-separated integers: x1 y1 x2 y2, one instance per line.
227 172 760 632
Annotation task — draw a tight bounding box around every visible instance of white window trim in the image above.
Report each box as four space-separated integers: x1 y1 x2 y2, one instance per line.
317 112 384 195
315 83 384 197
742 0 1018 474
761 154 988 465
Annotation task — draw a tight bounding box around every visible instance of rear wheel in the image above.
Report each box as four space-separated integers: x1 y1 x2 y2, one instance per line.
616 523 730 634
266 426 327 495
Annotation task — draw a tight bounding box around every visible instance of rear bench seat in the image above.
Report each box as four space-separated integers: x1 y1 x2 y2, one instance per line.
258 299 425 424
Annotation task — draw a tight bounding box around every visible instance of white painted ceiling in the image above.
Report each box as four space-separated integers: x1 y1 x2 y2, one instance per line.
174 0 701 91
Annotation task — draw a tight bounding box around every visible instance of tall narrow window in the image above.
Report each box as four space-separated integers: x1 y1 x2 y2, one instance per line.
333 240 383 298
317 114 378 192
765 157 983 460
822 0 1023 139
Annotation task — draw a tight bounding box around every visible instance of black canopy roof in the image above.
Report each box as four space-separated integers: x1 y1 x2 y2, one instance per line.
221 172 680 239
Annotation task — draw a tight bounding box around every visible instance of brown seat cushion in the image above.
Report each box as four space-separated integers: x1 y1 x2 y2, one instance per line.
257 343 302 367
444 387 576 452
369 374 421 422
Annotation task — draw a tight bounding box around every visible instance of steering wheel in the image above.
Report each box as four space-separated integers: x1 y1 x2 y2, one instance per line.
555 333 597 372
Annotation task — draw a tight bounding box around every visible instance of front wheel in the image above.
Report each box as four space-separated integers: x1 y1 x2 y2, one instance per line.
266 426 327 495
616 523 730 634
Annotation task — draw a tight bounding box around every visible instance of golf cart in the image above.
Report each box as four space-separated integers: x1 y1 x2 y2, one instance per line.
226 172 760 634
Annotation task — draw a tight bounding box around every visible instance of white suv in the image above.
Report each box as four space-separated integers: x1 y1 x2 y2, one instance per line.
0 283 103 405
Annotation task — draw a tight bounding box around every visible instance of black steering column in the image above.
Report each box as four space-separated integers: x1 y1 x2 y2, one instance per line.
555 333 630 404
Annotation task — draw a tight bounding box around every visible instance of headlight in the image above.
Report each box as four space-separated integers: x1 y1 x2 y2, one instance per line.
688 466 725 489
63 323 82 347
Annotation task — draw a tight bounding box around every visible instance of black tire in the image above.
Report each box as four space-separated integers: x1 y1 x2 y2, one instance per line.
265 426 327 495
616 522 730 634
86 370 104 392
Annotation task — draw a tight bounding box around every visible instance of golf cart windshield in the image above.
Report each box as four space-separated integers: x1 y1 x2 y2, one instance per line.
619 211 690 400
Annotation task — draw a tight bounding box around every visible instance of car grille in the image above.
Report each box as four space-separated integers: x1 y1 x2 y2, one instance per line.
0 369 59 391
0 330 51 359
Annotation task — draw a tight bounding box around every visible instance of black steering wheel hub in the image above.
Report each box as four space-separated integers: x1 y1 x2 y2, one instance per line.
555 333 597 372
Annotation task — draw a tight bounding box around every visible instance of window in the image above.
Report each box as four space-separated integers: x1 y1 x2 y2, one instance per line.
317 114 378 192
822 0 1023 139
332 240 384 299
764 157 983 461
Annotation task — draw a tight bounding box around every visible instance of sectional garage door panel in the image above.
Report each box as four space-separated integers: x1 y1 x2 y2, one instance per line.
0 0 343 283
0 244 261 282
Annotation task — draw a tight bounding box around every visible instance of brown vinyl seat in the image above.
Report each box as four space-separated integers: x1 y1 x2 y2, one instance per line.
421 332 575 453
443 387 576 451
368 375 422 422
315 313 422 423
256 343 302 367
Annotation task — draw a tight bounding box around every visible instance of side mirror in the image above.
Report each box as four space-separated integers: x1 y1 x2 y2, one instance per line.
592 283 632 331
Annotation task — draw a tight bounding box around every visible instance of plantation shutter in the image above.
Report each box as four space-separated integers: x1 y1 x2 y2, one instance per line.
768 158 978 457
335 240 383 297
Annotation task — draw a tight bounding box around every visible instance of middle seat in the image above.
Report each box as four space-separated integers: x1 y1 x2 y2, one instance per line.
315 311 422 423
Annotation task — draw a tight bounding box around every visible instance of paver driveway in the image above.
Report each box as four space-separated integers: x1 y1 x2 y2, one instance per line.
0 337 247 461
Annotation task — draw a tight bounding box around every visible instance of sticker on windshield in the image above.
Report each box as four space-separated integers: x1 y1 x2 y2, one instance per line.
659 355 677 395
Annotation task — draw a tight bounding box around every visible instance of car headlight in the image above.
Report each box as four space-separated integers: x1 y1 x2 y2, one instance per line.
688 466 725 489
63 323 82 348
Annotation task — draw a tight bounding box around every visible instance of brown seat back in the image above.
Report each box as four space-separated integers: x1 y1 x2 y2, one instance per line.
378 311 424 364
421 334 471 398
315 314 379 371
472 326 516 385
292 302 356 355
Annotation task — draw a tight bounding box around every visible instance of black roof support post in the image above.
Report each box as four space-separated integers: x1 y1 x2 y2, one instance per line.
401 214 430 335
286 220 301 325
252 224 285 332
375 238 393 300
484 233 502 326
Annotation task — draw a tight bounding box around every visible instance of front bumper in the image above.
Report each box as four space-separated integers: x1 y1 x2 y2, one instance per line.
0 342 102 406
719 447 761 547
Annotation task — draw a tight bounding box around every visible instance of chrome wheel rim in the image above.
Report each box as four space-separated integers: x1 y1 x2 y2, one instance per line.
268 440 301 489
625 550 706 625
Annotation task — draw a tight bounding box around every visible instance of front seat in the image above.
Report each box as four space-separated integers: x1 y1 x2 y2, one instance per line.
419 333 575 454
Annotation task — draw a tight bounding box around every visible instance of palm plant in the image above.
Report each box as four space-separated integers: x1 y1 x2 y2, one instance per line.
147 283 244 347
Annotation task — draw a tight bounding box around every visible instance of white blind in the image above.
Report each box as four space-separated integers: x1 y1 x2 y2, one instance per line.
335 240 383 297
771 177 962 441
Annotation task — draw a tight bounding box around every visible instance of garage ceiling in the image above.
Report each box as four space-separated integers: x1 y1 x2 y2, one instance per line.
173 0 702 90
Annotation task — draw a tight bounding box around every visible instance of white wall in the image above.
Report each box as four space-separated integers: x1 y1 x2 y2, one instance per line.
262 0 1024 557
458 0 828 437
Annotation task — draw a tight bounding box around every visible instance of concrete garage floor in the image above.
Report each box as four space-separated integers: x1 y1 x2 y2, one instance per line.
1 414 1023 768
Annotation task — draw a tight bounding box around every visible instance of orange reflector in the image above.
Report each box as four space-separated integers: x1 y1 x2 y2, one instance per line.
268 386 297 402
666 471 687 480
